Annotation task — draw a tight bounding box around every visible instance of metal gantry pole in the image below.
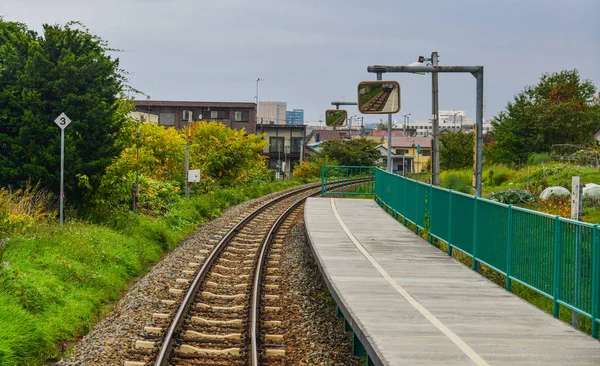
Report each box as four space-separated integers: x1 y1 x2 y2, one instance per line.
376 72 392 173
366 63 484 195
474 68 484 197
431 51 440 186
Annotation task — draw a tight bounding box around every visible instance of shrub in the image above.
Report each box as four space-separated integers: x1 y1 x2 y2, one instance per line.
293 156 339 179
487 189 536 204
528 152 551 165
441 171 472 193
486 165 513 186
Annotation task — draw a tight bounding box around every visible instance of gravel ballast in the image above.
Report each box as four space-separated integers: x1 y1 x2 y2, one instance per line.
57 191 360 365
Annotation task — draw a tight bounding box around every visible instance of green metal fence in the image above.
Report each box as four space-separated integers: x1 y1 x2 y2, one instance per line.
374 168 600 338
321 166 375 196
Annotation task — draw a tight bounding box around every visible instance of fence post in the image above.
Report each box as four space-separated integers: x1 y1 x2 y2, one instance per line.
414 181 419 235
472 196 479 271
592 224 599 338
321 166 326 197
428 184 433 244
506 205 513 291
403 176 407 226
553 215 562 318
447 190 453 256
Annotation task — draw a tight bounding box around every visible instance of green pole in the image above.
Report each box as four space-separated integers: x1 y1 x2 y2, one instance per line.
553 216 562 318
472 196 479 271
428 184 433 244
506 205 513 291
591 224 599 338
447 190 453 256
321 165 325 197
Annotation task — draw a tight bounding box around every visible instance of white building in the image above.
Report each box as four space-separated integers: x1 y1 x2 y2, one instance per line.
258 101 287 125
409 110 493 137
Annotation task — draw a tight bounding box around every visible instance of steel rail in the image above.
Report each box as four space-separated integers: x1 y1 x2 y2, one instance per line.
250 196 306 366
155 178 371 365
155 183 321 365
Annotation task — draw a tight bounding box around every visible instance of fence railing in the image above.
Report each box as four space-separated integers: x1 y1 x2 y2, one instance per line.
321 166 375 196
374 168 600 338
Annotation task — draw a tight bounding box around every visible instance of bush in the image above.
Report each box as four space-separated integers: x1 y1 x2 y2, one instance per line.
440 171 472 193
486 165 513 186
293 156 339 179
487 189 536 204
528 152 551 165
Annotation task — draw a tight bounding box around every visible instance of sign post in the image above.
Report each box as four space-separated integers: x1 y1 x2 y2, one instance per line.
54 112 72 228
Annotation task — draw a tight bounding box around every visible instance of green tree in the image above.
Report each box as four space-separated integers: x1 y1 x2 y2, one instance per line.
376 120 387 130
0 19 128 205
439 131 474 170
490 70 600 164
311 138 381 166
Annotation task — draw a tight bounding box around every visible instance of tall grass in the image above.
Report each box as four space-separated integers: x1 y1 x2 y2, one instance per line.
0 183 56 238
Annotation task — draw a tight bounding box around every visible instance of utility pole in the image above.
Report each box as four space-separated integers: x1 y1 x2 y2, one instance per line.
403 113 411 136
184 112 191 199
133 115 143 213
431 51 440 186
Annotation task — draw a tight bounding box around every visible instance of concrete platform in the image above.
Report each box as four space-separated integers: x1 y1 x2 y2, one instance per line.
305 197 600 366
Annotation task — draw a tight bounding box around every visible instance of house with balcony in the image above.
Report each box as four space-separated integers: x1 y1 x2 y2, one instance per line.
258 124 307 177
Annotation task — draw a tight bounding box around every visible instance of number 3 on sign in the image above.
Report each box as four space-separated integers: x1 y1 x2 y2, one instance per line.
54 112 72 130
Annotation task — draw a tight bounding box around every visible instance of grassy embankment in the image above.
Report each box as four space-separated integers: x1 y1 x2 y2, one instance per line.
0 178 312 365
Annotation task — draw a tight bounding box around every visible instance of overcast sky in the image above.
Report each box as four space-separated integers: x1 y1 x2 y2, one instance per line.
2 0 599 125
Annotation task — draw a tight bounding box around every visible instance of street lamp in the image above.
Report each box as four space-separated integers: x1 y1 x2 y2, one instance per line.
402 113 411 135
256 78 262 130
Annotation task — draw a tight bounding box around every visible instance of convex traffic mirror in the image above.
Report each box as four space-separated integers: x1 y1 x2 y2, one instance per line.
325 109 348 127
357 81 401 114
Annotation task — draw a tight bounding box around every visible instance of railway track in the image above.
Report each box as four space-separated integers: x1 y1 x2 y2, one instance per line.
364 90 391 112
123 179 370 366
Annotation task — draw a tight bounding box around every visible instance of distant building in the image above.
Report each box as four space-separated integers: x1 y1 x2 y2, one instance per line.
371 130 407 137
285 109 304 125
379 136 432 173
411 110 493 137
259 101 287 125
258 124 307 177
133 100 257 134
128 111 158 124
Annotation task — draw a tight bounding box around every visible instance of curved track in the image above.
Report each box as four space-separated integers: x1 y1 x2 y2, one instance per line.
124 179 370 366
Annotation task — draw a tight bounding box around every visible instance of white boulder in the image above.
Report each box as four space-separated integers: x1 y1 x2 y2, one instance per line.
583 185 600 199
540 186 570 200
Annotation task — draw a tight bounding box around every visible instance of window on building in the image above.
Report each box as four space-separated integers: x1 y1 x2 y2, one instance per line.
291 137 303 153
269 137 284 153
396 149 404 155
234 111 249 122
315 133 320 142
210 110 227 119
422 150 431 156
159 113 175 126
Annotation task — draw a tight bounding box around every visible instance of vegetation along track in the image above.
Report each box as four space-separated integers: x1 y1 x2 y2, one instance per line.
123 179 369 366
